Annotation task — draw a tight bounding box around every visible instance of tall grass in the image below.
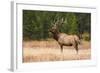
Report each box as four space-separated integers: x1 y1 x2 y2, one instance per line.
23 40 91 62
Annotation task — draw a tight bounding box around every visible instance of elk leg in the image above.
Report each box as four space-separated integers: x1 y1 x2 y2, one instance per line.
75 45 78 53
60 45 63 52
73 41 78 53
74 43 78 54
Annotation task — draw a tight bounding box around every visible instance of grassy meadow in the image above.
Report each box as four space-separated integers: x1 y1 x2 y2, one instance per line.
23 39 91 62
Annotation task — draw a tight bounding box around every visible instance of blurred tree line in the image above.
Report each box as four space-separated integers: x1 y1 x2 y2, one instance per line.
23 10 91 41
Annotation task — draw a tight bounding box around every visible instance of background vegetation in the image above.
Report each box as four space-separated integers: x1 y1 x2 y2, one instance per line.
23 10 91 41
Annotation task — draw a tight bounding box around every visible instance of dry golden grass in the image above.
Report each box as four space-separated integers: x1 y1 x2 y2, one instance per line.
23 40 91 62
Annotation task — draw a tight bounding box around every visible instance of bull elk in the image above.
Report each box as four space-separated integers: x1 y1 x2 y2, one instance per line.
49 18 80 53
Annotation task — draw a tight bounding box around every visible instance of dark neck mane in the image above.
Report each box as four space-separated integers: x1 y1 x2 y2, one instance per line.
52 30 59 41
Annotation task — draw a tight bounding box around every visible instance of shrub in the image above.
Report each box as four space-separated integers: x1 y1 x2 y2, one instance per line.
82 33 90 41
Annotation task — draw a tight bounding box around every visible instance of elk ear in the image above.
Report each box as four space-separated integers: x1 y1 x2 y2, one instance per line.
53 19 58 28
50 20 55 27
53 23 57 29
56 18 63 27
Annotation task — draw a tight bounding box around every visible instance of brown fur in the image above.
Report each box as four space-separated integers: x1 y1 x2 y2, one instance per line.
49 19 80 53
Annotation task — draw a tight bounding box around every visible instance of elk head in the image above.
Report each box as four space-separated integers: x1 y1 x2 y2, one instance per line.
49 18 65 41
49 18 65 34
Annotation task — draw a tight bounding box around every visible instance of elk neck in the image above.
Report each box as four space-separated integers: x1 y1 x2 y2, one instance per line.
52 30 59 41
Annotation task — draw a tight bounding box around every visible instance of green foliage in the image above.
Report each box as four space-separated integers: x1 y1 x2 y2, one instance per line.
82 33 91 41
23 10 91 41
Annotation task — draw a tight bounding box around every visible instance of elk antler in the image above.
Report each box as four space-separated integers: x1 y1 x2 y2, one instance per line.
51 18 65 30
